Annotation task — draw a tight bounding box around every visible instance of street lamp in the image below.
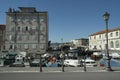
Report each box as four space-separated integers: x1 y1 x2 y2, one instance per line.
36 51 42 72
103 12 112 71
61 38 65 72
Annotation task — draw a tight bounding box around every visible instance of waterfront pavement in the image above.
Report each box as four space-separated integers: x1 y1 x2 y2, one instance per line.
0 66 120 73
0 72 120 80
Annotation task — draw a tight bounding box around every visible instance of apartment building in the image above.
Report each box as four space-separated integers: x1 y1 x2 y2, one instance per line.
89 27 120 52
5 7 48 55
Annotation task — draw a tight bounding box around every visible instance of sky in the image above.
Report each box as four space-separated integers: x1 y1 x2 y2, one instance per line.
0 0 120 43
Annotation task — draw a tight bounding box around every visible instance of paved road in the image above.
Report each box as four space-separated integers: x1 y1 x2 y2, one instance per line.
0 72 120 80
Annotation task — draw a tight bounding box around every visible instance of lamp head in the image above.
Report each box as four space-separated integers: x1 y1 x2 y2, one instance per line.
103 12 110 21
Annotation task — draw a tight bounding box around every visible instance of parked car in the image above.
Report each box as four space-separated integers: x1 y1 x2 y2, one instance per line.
83 59 97 67
9 62 25 67
64 59 81 67
30 59 39 67
29 59 46 67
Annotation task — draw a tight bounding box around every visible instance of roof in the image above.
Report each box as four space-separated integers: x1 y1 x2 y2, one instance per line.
19 7 36 9
0 24 6 29
75 38 88 40
19 7 36 12
6 7 48 13
89 27 120 36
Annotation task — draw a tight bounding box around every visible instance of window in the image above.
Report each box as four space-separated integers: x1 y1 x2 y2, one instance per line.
40 26 45 31
24 44 28 49
110 33 113 37
99 45 102 49
10 27 15 31
19 44 22 49
32 35 36 40
17 44 20 49
32 26 36 30
110 41 114 48
93 46 97 49
9 45 13 49
40 35 46 43
17 26 20 31
94 36 96 39
3 46 5 50
39 44 45 50
11 36 14 41
20 44 23 49
99 35 101 39
11 17 14 22
25 26 29 31
9 35 12 41
24 35 29 40
17 35 22 41
115 40 119 48
105 34 106 38
33 19 37 22
40 35 44 41
116 32 119 36
89 45 91 48
40 18 44 22
25 19 29 22
32 44 36 49
17 19 21 22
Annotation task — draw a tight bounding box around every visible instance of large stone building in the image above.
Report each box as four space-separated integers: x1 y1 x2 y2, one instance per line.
0 25 6 53
71 38 89 48
5 7 48 55
89 27 120 53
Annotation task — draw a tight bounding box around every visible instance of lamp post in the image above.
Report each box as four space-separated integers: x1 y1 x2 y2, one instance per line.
103 12 112 71
39 53 42 72
83 54 86 72
36 51 42 72
61 38 65 72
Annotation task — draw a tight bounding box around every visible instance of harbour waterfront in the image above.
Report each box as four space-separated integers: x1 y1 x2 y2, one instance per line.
0 58 120 72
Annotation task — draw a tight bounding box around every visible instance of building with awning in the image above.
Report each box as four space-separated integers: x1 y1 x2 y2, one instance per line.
89 27 120 54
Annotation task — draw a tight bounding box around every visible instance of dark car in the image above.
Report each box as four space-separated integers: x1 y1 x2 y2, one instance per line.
29 59 46 67
9 62 25 67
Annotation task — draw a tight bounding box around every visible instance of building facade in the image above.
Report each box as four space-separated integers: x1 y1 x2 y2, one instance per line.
89 27 120 52
72 38 89 48
0 25 6 53
5 7 48 55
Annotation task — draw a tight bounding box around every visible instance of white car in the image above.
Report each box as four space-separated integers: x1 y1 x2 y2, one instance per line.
64 59 81 67
83 59 97 67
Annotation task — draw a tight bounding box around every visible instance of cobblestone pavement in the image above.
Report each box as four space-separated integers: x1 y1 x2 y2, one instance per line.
1 66 118 72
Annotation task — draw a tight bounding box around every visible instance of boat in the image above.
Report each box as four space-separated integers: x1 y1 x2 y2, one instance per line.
99 58 120 67
64 58 97 67
45 59 62 67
